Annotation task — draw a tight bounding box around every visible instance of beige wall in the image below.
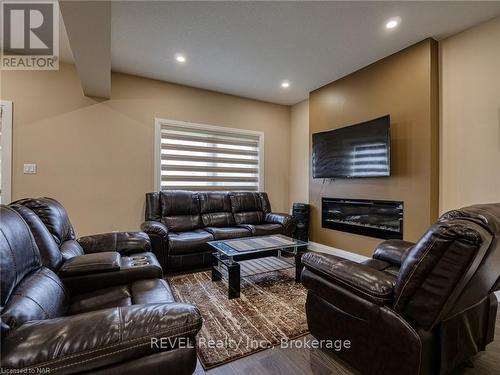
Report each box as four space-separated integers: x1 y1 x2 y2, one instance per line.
309 39 439 256
439 16 500 213
0 64 290 235
289 99 309 209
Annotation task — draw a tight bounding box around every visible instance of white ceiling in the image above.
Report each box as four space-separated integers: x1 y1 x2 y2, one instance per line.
60 1 500 105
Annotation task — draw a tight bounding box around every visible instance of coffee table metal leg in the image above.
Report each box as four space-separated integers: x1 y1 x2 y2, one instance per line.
295 248 304 283
212 255 222 282
228 262 240 299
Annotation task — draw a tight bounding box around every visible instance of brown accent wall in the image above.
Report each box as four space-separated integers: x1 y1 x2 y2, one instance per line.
309 39 439 256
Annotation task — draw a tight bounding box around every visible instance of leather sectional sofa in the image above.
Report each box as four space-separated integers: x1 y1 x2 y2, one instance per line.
141 191 296 272
301 203 500 375
1 203 202 374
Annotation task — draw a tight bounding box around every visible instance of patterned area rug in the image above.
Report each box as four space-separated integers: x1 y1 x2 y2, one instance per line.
167 268 308 369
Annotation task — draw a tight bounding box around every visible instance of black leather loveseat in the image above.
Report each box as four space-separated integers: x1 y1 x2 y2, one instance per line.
301 203 500 375
12 197 163 293
141 191 296 272
0 204 202 375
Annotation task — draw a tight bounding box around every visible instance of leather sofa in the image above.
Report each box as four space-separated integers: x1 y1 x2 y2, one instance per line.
0 205 202 375
302 203 500 375
12 198 163 293
141 191 296 272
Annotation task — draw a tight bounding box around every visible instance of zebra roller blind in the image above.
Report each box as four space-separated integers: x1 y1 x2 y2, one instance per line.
158 121 263 191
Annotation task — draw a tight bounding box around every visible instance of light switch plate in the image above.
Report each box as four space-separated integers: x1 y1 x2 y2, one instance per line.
23 163 37 174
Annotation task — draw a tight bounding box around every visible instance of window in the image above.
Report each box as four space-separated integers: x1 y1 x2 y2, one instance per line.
0 101 13 204
155 119 264 192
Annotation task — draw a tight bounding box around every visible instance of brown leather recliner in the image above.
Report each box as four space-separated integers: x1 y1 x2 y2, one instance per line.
301 203 500 375
0 205 202 375
12 198 163 293
141 191 296 272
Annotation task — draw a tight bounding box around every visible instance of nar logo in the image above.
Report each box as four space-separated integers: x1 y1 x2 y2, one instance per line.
1 1 59 70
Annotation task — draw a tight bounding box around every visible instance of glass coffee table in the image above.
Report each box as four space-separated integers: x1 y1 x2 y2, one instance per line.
208 234 308 299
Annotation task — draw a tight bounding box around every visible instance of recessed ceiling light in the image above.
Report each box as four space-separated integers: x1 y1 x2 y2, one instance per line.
385 17 401 29
281 80 290 89
175 54 186 63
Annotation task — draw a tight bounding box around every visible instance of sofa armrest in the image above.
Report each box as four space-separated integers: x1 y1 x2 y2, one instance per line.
1 303 202 374
61 256 163 294
265 213 297 236
302 252 396 306
140 221 169 270
59 252 120 277
141 221 169 242
373 239 415 266
77 232 151 255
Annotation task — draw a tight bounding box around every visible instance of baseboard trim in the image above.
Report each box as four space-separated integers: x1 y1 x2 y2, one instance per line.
307 241 369 263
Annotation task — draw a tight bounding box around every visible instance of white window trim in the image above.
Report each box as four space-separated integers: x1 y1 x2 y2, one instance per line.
1 100 13 204
154 118 265 192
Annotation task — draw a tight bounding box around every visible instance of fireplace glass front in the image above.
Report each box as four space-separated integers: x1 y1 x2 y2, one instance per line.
322 198 403 240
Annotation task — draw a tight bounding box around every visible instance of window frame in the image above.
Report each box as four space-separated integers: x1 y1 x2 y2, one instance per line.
154 118 265 192
0 100 13 204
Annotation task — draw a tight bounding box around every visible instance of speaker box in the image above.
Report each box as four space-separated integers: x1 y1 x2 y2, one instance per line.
292 203 310 242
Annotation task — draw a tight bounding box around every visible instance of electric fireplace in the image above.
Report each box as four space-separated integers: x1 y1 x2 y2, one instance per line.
322 198 403 239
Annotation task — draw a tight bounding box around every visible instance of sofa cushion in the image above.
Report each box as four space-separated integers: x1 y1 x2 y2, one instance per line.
384 266 401 277
229 192 263 212
361 258 401 277
201 212 236 228
69 285 133 314
1 303 202 372
199 192 236 227
9 204 64 272
69 279 175 315
205 226 252 240
2 267 70 330
160 191 202 232
1 207 42 307
13 197 76 245
168 229 214 255
77 232 152 255
145 192 161 221
259 192 272 214
240 223 283 236
59 239 85 260
361 258 392 271
394 218 490 330
130 278 175 305
229 192 265 225
373 239 416 266
234 211 264 225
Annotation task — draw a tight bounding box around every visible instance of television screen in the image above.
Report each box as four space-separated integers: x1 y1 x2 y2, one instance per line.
312 115 390 178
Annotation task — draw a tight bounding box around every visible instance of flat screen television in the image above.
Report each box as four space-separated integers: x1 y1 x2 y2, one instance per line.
312 115 391 178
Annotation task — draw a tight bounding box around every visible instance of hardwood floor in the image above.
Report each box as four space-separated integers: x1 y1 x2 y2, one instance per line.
194 303 500 375
455 304 500 375
194 335 354 375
